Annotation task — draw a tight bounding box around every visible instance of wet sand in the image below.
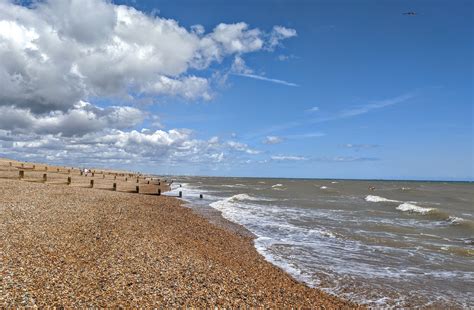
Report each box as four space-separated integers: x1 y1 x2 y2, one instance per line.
0 160 360 307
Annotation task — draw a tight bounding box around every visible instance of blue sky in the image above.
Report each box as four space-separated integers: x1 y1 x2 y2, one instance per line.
122 0 473 180
0 0 472 180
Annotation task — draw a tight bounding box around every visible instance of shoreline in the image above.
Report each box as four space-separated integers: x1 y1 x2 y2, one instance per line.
0 159 360 307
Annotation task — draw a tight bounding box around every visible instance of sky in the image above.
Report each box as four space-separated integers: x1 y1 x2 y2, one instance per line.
0 0 472 180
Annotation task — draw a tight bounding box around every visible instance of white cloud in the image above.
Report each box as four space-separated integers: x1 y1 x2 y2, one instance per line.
208 136 220 144
227 141 261 154
263 136 283 144
276 54 297 61
231 55 253 74
344 144 380 149
0 0 296 114
285 132 325 139
269 26 297 49
209 152 224 163
0 102 144 137
316 156 378 162
209 22 264 54
271 155 308 161
0 0 297 169
233 73 299 87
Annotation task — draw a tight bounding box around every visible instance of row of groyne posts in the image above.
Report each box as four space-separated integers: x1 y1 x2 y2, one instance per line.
8 161 203 199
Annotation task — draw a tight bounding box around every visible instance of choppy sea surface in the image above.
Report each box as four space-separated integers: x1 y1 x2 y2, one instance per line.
164 177 473 308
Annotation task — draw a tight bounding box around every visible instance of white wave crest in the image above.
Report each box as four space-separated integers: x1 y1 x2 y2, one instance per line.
271 183 286 191
229 193 260 201
320 186 328 189
396 203 434 215
222 184 246 188
365 195 400 203
447 216 465 225
214 193 274 204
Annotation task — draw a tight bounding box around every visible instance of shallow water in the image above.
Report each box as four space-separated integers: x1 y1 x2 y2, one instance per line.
164 177 474 308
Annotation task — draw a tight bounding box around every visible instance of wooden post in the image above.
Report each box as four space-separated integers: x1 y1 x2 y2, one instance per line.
114 175 116 180
68 169 71 174
33 165 36 170
113 183 117 191
158 182 160 185
90 180 94 188
45 166 48 171
67 177 71 185
135 186 139 193
103 174 105 179
92 172 95 177
125 177 128 181
157 188 161 196
179 191 182 198
200 194 203 199
43 174 47 183
136 178 139 183
147 180 150 184
9 162 12 167
19 171 24 179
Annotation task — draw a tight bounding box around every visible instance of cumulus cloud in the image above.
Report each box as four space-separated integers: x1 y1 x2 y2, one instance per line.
269 26 297 49
0 0 296 114
0 0 297 169
0 128 262 167
0 102 144 136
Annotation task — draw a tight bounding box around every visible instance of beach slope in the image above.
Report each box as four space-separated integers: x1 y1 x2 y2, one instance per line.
0 178 358 307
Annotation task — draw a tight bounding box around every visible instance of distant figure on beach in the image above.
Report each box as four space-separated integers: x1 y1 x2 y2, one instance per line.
368 186 375 191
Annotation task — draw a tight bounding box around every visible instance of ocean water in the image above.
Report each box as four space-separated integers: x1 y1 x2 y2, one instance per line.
164 177 473 308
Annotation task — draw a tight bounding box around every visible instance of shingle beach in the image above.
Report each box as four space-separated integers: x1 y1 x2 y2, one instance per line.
0 159 360 307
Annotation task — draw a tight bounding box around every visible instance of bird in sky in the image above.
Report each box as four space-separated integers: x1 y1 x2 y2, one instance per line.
403 12 417 16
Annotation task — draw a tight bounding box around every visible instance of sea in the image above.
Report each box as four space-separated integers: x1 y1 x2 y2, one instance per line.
163 177 473 308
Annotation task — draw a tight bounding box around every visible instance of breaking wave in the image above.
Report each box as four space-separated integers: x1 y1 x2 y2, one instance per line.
396 203 435 215
365 195 400 203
